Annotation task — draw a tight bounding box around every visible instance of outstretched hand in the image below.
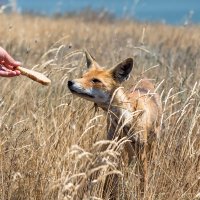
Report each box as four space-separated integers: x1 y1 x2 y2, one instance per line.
0 47 21 77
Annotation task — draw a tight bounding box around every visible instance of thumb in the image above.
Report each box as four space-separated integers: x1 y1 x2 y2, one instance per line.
4 52 21 68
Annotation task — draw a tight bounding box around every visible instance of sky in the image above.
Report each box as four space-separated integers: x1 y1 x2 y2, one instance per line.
1 0 200 25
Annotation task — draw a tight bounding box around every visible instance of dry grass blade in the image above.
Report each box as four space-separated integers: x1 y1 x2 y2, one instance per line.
0 13 199 200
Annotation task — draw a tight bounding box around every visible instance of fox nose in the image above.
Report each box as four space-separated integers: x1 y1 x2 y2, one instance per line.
68 80 74 87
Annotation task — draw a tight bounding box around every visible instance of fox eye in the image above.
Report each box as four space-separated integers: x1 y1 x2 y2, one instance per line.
91 78 101 83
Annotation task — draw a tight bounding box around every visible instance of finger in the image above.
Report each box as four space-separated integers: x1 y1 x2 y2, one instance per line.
3 62 21 70
1 60 21 70
1 62 13 70
0 64 21 75
0 70 19 77
14 70 21 75
0 65 20 77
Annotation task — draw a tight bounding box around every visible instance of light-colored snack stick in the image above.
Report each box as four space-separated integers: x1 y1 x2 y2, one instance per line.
17 66 51 86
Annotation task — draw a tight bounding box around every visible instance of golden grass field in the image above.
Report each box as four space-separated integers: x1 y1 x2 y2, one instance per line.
0 13 200 199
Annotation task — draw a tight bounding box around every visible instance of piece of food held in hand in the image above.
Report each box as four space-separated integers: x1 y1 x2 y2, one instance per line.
17 66 51 86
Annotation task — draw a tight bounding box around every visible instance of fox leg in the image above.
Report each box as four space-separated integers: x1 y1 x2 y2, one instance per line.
141 129 148 192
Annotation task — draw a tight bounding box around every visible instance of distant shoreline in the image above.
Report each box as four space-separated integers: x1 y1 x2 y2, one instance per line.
2 9 200 27
1 0 200 25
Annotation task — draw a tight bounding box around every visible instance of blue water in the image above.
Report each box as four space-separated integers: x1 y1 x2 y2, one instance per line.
14 0 200 25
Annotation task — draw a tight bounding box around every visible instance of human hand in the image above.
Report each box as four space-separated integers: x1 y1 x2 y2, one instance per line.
0 47 21 77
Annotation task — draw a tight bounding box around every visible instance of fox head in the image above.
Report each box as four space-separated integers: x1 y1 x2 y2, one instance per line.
68 50 133 106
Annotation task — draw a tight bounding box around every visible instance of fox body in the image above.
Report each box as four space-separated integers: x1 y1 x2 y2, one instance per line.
68 51 161 143
68 50 162 188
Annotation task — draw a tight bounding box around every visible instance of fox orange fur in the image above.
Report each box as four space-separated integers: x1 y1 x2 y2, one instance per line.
68 50 162 192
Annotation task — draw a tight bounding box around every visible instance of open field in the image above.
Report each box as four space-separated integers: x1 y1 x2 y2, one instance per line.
0 14 199 199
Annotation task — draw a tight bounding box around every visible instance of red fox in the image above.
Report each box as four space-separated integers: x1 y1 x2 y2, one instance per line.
68 50 162 190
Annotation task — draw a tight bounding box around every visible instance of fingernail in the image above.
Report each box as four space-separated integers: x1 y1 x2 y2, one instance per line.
15 70 21 75
15 61 22 66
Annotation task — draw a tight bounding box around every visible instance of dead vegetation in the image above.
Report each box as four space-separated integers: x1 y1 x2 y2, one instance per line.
0 14 199 199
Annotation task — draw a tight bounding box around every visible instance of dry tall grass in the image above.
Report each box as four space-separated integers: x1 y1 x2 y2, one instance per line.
0 14 199 200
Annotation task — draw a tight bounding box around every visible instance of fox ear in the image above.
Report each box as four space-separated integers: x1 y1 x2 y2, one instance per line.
111 58 133 83
85 49 96 68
